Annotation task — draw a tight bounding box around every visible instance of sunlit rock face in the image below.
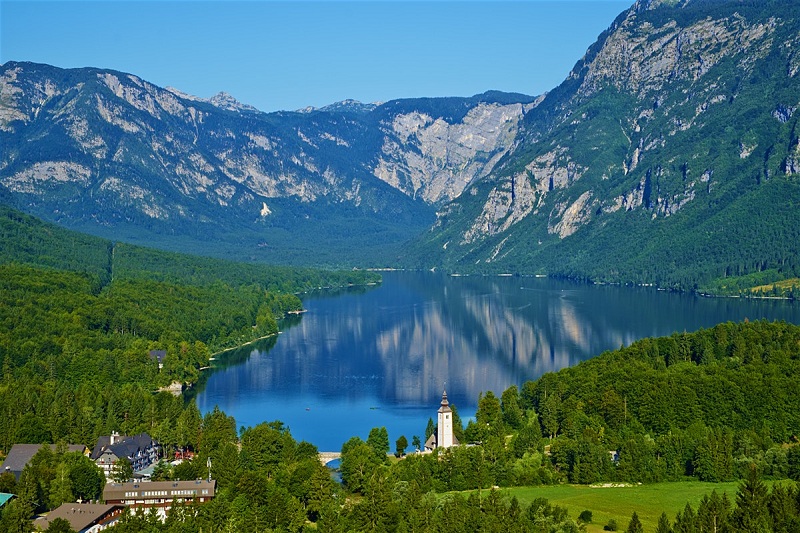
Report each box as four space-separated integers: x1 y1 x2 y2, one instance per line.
0 61 535 263
418 0 800 283
372 102 532 205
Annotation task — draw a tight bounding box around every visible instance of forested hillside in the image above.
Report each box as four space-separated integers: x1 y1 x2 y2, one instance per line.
4 318 798 532
409 0 800 296
1 224 799 531
0 207 380 451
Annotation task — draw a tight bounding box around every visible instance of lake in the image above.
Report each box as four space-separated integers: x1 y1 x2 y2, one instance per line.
194 271 800 452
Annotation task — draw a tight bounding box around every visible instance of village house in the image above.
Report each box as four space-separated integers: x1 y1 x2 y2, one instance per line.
148 349 167 369
1 443 87 480
90 432 159 479
33 503 124 532
103 479 216 510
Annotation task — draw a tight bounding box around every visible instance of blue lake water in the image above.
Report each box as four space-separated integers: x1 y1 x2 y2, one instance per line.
194 271 800 452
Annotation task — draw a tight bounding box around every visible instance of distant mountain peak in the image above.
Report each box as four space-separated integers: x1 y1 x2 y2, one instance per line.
208 91 259 113
301 98 383 113
633 0 684 11
164 87 259 113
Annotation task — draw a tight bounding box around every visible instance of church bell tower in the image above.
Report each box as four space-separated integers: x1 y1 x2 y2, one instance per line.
437 388 454 449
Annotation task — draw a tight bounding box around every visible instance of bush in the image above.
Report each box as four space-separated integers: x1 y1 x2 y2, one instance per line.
578 510 593 523
604 519 618 531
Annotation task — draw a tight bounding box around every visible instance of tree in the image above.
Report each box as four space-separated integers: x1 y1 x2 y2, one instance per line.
395 435 408 457
626 511 644 533
787 445 800 481
198 406 237 459
340 437 382 494
305 462 336 522
541 393 561 439
476 391 504 437
731 464 770 532
501 385 524 430
150 460 172 481
0 497 34 533
367 427 390 462
655 512 672 533
0 471 16 494
673 502 697 533
67 455 105 502
697 490 731 533
447 404 465 444
111 457 134 483
412 435 421 451
176 402 202 452
425 418 435 440
49 462 73 510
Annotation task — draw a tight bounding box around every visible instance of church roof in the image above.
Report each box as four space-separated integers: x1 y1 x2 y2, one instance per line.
437 388 452 413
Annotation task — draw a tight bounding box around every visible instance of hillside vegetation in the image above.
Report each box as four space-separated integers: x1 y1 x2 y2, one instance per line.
408 0 800 296
1 209 799 531
0 206 378 451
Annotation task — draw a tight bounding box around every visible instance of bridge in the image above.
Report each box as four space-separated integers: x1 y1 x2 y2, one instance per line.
318 452 341 465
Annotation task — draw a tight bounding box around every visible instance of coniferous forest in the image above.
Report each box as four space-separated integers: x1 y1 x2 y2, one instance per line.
0 206 799 532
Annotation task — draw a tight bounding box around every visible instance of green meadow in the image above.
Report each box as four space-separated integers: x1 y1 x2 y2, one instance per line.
498 481 794 532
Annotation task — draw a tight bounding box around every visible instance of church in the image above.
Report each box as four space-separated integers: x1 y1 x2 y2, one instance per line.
424 389 460 451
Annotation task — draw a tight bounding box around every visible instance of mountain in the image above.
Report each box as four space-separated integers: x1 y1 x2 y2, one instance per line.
0 61 534 266
2 0 799 292
410 0 800 292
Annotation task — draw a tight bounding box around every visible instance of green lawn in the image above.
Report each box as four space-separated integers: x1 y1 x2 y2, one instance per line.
498 481 744 532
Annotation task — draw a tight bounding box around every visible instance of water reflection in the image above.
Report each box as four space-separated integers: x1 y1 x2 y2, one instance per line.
195 272 800 450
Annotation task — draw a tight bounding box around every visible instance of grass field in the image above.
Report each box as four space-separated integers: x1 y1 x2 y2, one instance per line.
496 481 742 532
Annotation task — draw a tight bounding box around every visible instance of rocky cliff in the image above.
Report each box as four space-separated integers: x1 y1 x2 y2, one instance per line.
2 0 799 290
411 0 800 290
0 62 533 265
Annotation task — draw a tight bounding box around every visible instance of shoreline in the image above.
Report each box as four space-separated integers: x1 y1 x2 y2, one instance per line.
209 331 279 359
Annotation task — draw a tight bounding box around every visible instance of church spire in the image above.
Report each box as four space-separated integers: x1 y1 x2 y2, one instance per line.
437 386 455 448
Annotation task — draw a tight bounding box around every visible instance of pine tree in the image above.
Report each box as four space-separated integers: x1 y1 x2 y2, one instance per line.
626 511 644 533
673 503 697 533
367 427 390 462
48 462 73 510
425 418 435 440
697 490 731 533
395 435 408 457
655 512 672 533
731 464 770 533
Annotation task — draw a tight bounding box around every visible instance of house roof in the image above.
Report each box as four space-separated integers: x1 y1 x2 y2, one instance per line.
91 433 155 464
90 436 116 460
103 479 216 502
0 493 14 508
148 350 167 363
1 444 86 476
34 503 123 532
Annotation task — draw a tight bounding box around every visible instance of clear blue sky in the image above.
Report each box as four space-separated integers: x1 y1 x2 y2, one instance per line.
1 1 632 113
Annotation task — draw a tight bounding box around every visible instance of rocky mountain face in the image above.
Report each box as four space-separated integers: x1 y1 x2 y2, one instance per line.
412 0 800 289
2 0 799 289
0 62 534 265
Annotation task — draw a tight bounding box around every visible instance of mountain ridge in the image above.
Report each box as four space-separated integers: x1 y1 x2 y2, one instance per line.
0 59 533 265
408 0 800 292
2 0 799 292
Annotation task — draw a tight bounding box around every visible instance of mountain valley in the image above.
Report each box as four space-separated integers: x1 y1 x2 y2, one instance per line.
2 0 799 293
